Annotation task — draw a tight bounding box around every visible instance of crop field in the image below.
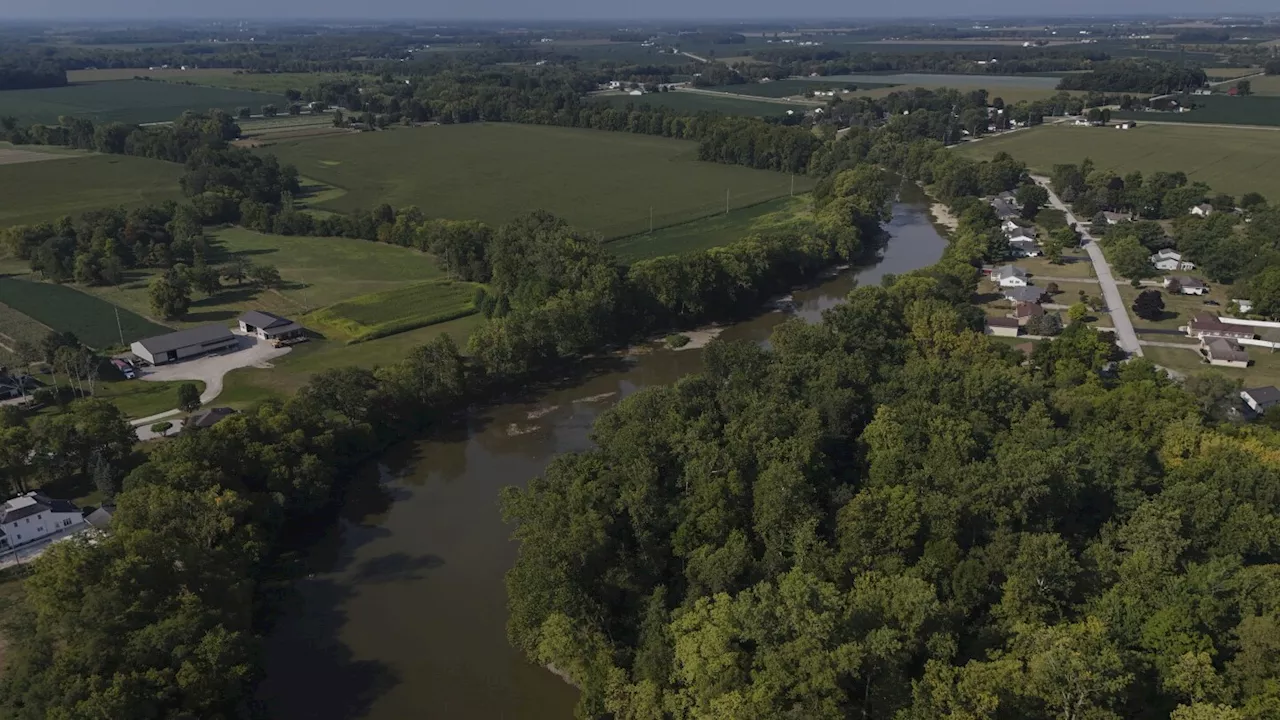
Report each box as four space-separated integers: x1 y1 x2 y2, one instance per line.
83 227 445 328
304 280 480 343
0 277 167 349
68 68 361 95
264 124 814 238
1113 96 1280 127
957 123 1280 201
0 79 291 125
0 152 184 227
0 303 51 364
607 195 810 262
594 90 806 117
1246 75 1280 96
710 79 898 98
1203 67 1263 80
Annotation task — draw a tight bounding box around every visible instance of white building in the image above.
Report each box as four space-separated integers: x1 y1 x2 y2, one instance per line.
1165 276 1208 296
1190 203 1214 217
1150 249 1195 271
237 311 304 342
992 264 1029 288
131 325 239 366
0 493 86 551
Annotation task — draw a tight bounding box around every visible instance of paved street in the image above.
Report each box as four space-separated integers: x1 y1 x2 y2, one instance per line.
1032 175 1144 358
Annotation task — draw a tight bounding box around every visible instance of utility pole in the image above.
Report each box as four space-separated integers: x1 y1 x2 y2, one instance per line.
725 188 730 215
114 305 125 348
790 174 795 197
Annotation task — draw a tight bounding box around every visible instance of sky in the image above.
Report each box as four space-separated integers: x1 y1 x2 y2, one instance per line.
1 0 1275 20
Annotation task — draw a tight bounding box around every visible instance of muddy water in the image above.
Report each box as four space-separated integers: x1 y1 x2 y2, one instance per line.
260 187 949 719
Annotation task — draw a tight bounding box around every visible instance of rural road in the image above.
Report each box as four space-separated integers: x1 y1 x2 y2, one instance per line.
1149 71 1266 102
1032 175 1144 357
675 86 821 106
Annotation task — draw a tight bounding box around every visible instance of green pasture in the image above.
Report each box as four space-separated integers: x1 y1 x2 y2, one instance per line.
0 79 291 125
67 68 364 95
0 277 168 349
607 195 811 263
1114 96 1280 127
594 91 806 117
0 152 184 228
957 123 1280 201
0 303 51 364
304 280 480 343
264 123 812 238
81 227 445 329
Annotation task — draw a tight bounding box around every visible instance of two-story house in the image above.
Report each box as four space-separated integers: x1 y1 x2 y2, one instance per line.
0 492 86 551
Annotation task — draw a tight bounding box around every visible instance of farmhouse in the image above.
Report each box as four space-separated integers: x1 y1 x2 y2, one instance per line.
131 325 239 366
1241 386 1280 415
0 492 86 551
1165 276 1208 296
1190 203 1214 217
985 316 1021 337
1101 211 1133 225
991 265 1029 288
1150 249 1195 271
1203 337 1249 368
1185 312 1256 341
238 311 304 342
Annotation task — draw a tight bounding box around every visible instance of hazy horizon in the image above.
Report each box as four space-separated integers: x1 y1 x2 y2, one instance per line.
1 2 1277 22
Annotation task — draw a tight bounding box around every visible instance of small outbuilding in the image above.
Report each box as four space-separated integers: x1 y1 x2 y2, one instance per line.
986 316 1022 337
186 407 237 429
237 311 304 342
1242 386 1280 415
131 325 239 366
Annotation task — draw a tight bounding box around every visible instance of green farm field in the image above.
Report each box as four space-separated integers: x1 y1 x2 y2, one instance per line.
1245 75 1280 96
606 195 810 262
67 68 361 94
0 151 184 227
1113 96 1280 127
0 79 290 125
957 124 1280 201
0 277 168 349
265 124 814 238
81 227 446 329
594 91 807 117
304 279 479 343
0 302 51 364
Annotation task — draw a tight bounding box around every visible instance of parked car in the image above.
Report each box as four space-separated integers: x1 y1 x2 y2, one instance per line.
110 358 136 379
1203 300 1221 306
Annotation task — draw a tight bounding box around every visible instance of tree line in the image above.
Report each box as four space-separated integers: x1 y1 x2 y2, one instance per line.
0 59 67 90
1057 59 1208 94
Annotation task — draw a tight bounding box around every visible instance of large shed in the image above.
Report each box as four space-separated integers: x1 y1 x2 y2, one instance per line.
130 325 239 366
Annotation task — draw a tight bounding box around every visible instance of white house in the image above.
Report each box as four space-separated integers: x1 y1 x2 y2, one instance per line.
992 264 1029 288
1009 238 1043 258
0 492 86 551
1234 299 1254 314
1001 218 1022 234
1150 249 1195 271
1190 203 1214 217
1165 276 1208 296
237 311 304 342
1102 211 1133 225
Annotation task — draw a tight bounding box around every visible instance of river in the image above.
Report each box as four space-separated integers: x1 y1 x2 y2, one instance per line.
259 184 950 719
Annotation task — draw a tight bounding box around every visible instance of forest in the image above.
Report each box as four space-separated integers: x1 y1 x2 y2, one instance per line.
1057 59 1208 94
0 60 67 91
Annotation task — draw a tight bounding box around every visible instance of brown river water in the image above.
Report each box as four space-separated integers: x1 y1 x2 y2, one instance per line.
259 185 949 719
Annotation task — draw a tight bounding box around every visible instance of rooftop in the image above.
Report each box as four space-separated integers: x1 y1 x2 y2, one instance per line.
1243 386 1280 407
987 316 1021 328
134 325 236 355
1205 338 1249 363
238 310 294 330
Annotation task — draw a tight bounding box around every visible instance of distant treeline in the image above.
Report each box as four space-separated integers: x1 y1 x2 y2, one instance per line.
1057 59 1207 94
0 59 67 90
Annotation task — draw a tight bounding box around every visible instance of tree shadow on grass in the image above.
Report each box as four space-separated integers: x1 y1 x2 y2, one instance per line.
183 309 239 323
192 286 262 308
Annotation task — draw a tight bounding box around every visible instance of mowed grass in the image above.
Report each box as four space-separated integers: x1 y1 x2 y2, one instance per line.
0 152 184 227
0 79 291 125
92 378 207 420
594 91 807 118
1246 75 1280 96
81 227 446 329
304 280 479 343
606 195 811 262
265 124 813 238
0 277 168 348
957 124 1280 201
0 303 51 364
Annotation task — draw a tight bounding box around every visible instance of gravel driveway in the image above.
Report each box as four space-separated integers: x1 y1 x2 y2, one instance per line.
137 332 291 403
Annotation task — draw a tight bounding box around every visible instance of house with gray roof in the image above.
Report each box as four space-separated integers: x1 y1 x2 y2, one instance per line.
130 325 239 366
1003 285 1046 304
1241 386 1280 415
0 492 86 551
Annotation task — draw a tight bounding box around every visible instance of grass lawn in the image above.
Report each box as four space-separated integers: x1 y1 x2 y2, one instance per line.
264 124 812 239
606 195 810 262
1144 344 1280 387
1117 282 1233 335
91 378 207 420
1018 251 1096 280
218 312 487 406
304 279 479 343
958 123 1280 201
0 153 184 227
81 227 446 329
0 277 168 349
0 303 52 365
594 91 807 118
0 79 291 125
